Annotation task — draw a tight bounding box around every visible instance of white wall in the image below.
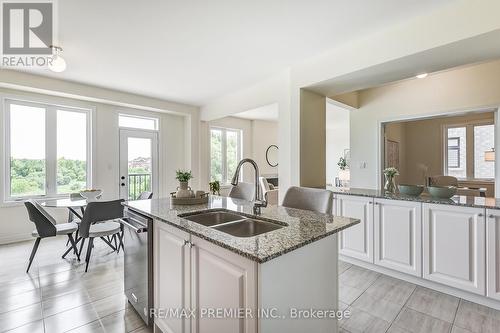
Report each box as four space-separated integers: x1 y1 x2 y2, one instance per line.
252 120 278 177
201 70 291 200
0 73 198 244
350 59 500 189
326 102 350 185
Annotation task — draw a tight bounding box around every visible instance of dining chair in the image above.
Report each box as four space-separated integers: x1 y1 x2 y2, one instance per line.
24 200 80 272
136 191 153 200
259 177 279 205
429 175 458 187
228 182 255 201
281 186 333 214
78 199 124 272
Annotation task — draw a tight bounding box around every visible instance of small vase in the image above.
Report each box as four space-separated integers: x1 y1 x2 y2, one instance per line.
176 181 194 198
384 176 397 193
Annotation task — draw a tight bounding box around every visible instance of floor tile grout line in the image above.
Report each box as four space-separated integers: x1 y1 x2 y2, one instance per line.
450 298 462 331
382 279 417 333
347 270 382 306
38 272 47 333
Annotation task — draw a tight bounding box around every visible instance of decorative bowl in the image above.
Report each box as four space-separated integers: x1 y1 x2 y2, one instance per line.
427 186 457 199
80 189 103 202
398 184 424 196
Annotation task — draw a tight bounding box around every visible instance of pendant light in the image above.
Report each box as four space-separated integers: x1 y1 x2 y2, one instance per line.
48 45 67 72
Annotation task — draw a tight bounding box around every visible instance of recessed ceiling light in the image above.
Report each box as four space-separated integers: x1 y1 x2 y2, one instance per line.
416 73 428 79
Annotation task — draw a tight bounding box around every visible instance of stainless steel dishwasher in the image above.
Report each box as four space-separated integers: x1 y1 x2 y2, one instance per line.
119 209 153 327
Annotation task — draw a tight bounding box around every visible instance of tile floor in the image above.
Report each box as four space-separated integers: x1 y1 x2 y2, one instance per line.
2 236 500 333
338 261 500 333
0 236 151 333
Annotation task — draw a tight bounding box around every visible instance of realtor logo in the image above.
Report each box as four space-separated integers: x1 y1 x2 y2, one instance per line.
2 2 53 54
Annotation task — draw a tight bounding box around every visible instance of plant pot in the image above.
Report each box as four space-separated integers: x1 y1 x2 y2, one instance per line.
176 181 194 198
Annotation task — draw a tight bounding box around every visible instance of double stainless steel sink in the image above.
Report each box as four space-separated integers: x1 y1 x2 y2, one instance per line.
179 210 285 237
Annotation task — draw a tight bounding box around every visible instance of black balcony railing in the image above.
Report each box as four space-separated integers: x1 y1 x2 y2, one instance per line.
128 173 151 199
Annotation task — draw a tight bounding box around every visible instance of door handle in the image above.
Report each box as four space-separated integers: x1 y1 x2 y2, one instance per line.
118 218 147 233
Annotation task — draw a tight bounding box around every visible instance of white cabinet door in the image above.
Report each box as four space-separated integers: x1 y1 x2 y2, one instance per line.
487 210 500 300
154 222 191 333
423 204 486 295
337 195 374 263
374 199 422 277
190 235 257 333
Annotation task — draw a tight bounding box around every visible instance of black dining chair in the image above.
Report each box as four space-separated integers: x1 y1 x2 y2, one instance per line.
24 200 80 272
78 199 124 272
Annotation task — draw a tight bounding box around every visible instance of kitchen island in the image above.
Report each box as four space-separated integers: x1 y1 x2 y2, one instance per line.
330 187 500 310
124 195 359 333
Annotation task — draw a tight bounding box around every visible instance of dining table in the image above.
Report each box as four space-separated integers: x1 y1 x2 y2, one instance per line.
40 197 87 220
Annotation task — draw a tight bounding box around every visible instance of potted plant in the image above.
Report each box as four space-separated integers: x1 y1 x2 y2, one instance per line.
337 156 348 171
383 167 399 193
209 180 220 196
175 170 194 198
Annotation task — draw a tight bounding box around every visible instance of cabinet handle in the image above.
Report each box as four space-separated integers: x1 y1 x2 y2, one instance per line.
189 242 195 248
489 214 495 219
183 240 190 247
478 213 484 217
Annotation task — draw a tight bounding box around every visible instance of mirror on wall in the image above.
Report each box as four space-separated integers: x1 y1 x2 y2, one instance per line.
266 145 279 167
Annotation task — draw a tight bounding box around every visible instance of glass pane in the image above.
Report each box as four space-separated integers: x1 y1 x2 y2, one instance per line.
447 127 466 179
10 104 46 197
210 129 223 182
57 110 87 194
119 114 157 130
226 130 239 182
128 138 152 200
474 124 495 179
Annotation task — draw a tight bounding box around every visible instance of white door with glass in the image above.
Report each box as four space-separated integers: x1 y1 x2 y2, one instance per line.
119 129 158 200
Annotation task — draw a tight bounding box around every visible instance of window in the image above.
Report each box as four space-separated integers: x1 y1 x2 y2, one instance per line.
5 99 91 200
474 124 495 179
446 127 466 179
447 137 461 168
119 114 158 130
445 122 495 180
210 127 242 184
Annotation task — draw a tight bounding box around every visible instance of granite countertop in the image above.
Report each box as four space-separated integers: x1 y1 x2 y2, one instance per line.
330 187 500 210
123 196 359 263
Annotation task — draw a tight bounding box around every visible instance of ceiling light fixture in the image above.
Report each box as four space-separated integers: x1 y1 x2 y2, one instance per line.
416 73 428 79
48 45 67 73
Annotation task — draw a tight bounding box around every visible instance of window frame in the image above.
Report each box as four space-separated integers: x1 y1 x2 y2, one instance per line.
4 98 93 202
209 126 242 185
447 136 461 168
118 113 159 131
443 120 495 181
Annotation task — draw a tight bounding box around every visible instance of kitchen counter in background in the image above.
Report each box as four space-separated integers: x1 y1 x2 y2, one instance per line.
330 187 500 210
124 195 359 263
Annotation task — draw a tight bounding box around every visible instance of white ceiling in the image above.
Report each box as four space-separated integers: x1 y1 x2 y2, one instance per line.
12 0 454 105
233 103 279 121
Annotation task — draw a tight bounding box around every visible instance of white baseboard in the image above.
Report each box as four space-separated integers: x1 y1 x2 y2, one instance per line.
0 232 32 245
340 255 500 311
